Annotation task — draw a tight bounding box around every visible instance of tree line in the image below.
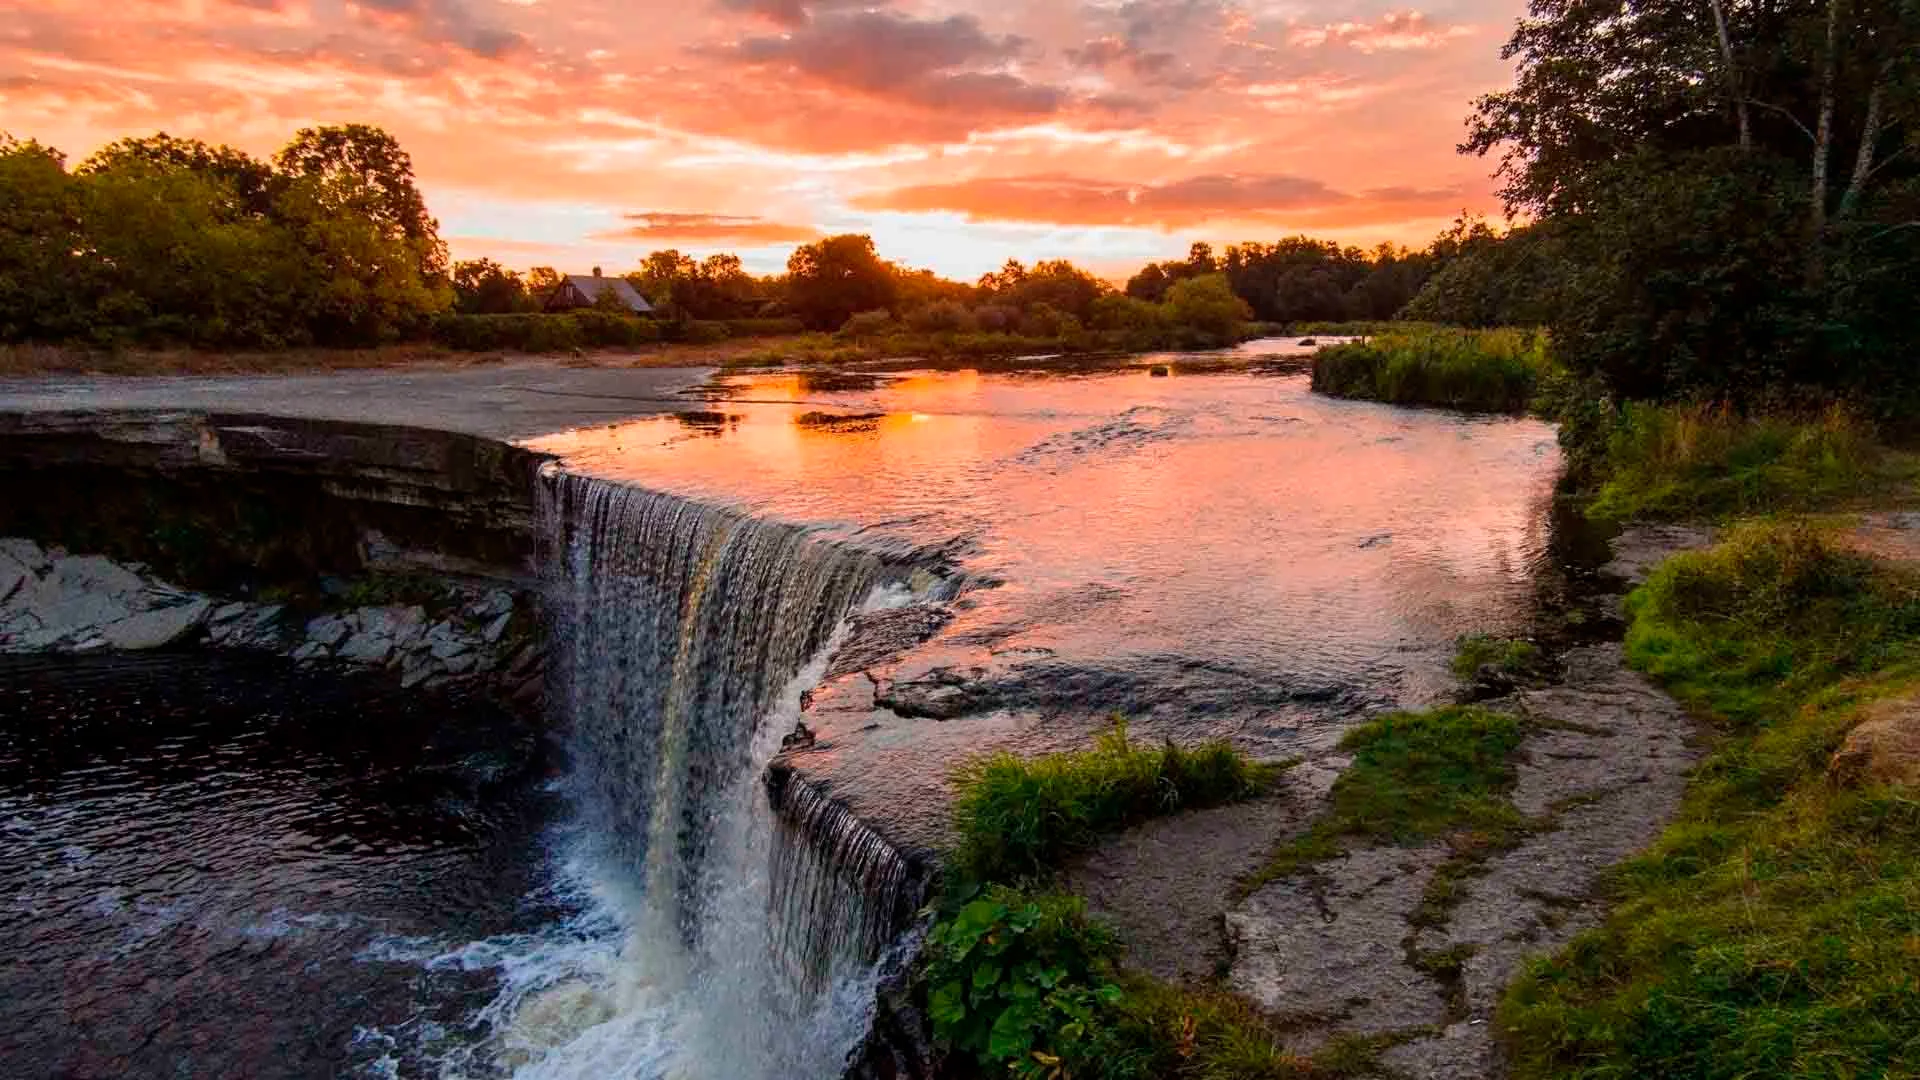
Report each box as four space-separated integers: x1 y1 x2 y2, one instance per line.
1456 0 1917 412
0 121 1552 353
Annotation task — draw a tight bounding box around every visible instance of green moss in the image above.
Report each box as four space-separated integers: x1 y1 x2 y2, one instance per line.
1245 706 1529 893
951 718 1269 884
1500 522 1920 1080
1451 634 1544 682
1310 328 1555 413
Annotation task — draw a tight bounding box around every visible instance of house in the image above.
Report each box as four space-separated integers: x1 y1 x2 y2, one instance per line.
543 268 654 315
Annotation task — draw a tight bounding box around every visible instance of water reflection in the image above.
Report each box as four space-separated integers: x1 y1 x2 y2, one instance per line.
530 347 1564 750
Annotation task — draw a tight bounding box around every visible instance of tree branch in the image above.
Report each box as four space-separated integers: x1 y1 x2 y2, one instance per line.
1749 100 1816 143
1840 71 1887 219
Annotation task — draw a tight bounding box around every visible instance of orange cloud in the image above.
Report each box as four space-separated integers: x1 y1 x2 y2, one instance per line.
598 213 821 246
855 173 1468 230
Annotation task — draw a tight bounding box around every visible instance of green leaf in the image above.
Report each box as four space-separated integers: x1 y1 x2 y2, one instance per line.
929 980 968 1030
973 964 1003 992
988 1002 1041 1061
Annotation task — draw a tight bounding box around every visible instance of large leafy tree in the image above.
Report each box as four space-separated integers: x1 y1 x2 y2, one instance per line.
274 124 448 279
1464 0 1919 402
784 234 898 330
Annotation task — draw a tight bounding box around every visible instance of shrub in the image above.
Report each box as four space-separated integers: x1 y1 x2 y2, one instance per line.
432 312 661 352
839 309 896 339
904 300 977 334
973 304 1020 333
1310 328 1554 413
924 887 1138 1079
722 316 804 338
1585 403 1889 522
951 719 1264 884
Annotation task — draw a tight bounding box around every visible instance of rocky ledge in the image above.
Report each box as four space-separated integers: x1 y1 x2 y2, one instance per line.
0 538 545 704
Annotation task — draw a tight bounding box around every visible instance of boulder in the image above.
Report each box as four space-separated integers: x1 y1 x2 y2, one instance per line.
305 615 352 649
1830 695 1920 789
100 599 212 651
0 538 50 575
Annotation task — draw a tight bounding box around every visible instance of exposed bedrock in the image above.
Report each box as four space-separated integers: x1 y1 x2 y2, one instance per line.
0 410 554 706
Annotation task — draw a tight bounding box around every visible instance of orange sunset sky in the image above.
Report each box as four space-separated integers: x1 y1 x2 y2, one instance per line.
1 0 1526 280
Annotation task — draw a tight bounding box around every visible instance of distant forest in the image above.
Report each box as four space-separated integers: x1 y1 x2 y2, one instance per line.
0 123 1547 353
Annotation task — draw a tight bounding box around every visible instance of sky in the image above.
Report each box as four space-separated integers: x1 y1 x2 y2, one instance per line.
0 0 1526 281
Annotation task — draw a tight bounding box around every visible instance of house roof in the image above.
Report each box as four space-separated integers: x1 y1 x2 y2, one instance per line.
560 274 654 314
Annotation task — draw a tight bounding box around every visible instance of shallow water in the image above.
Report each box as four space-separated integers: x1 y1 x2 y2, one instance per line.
531 344 1565 750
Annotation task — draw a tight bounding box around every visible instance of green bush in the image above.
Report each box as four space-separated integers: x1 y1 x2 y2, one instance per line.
924 887 1140 1079
1585 403 1892 522
1502 523 1920 1080
1310 328 1555 412
721 316 804 338
432 312 661 352
951 719 1265 883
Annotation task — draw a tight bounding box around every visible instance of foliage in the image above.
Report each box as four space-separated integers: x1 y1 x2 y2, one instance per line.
0 125 450 349
1502 523 1920 1080
1310 328 1555 413
1128 239 1438 326
1401 220 1566 328
1583 403 1899 521
452 258 533 315
786 234 899 330
432 312 661 352
1463 0 1920 410
951 718 1266 884
1161 274 1253 346
1246 706 1528 892
1451 635 1544 682
924 887 1136 1079
838 308 896 339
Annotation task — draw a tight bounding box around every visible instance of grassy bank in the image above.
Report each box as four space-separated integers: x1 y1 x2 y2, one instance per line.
924 723 1400 1079
723 324 1266 369
1309 328 1554 413
1501 522 1920 1079
1575 402 1917 521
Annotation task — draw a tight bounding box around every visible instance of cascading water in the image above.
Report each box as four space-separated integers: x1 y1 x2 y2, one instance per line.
419 468 930 1079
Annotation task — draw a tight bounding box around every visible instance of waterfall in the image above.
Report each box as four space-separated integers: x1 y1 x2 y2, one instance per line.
486 468 925 1079
769 770 928 991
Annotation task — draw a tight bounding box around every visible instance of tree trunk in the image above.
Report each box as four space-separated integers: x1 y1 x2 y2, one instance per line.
1809 0 1839 274
1708 0 1751 149
1840 73 1887 219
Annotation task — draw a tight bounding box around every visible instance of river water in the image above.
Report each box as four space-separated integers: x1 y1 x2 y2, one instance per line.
1 346 1565 1078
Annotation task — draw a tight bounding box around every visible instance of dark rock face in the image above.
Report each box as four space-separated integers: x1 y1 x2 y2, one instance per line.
0 411 554 711
0 410 551 595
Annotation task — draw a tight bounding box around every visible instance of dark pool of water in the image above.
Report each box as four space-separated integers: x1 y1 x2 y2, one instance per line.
0 654 562 1078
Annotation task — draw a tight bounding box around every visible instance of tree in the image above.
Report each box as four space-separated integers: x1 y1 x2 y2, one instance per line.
452 258 529 314
1462 0 1919 405
785 234 898 331
0 136 89 340
274 124 447 279
1163 274 1252 344
80 133 276 217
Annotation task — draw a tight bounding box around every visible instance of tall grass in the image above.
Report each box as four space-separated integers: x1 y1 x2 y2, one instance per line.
1309 328 1554 413
950 719 1266 883
1584 402 1895 521
1501 522 1920 1079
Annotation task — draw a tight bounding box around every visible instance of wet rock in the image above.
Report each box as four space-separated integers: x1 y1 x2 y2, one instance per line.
1604 524 1716 584
0 538 49 575
1830 694 1920 788
426 622 472 661
100 599 212 650
483 610 513 644
290 641 330 664
1227 844 1454 1042
466 589 514 620
209 605 288 651
304 614 351 649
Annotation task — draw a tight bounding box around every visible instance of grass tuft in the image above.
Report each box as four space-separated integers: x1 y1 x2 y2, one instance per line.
951 718 1268 884
1451 634 1544 682
1244 706 1528 893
